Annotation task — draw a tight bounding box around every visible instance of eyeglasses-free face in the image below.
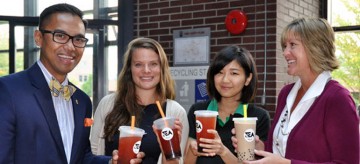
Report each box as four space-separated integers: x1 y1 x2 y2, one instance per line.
39 29 88 48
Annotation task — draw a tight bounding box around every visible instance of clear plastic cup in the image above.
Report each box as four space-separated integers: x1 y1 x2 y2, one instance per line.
233 117 257 162
153 117 182 160
117 126 146 164
194 110 218 152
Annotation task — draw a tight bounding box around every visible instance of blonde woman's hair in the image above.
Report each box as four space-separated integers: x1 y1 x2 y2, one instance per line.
104 37 175 140
281 18 339 73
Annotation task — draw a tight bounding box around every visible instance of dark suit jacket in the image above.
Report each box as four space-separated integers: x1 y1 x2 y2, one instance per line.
0 64 110 164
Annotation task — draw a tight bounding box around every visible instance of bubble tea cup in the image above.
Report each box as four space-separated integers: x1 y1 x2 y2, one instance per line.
194 110 218 152
153 117 182 160
233 117 257 163
117 126 145 164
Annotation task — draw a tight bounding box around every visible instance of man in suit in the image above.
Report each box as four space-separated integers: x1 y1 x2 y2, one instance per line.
0 3 114 164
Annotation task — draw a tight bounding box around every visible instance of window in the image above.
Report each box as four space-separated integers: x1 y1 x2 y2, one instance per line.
0 0 123 107
328 0 360 106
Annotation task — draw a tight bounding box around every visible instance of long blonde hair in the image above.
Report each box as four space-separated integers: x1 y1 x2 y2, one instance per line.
103 37 175 140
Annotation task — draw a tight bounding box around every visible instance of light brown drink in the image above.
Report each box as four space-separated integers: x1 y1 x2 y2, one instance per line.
233 117 257 163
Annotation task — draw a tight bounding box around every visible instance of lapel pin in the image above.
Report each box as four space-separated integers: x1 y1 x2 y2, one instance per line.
76 99 79 104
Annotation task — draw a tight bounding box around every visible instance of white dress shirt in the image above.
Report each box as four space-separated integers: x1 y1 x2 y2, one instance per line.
273 71 331 157
38 60 74 164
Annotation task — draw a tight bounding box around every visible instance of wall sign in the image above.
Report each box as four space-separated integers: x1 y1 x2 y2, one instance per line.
173 28 210 66
170 66 209 112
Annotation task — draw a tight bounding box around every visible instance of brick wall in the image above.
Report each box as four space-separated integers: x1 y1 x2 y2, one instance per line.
275 0 320 115
133 0 320 118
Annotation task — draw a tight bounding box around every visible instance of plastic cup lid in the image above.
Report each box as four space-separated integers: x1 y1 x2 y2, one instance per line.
233 117 258 121
194 110 218 117
118 126 146 136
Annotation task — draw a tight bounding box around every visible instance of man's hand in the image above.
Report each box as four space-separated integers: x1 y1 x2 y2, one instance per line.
110 150 145 164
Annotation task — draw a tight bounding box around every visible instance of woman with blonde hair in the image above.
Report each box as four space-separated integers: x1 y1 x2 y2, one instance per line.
234 18 359 164
91 37 189 163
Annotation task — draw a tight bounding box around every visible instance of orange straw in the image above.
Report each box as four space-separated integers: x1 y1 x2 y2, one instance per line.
156 100 169 127
131 116 135 130
156 101 166 118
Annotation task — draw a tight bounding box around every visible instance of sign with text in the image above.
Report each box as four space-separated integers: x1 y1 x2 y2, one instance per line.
170 66 209 112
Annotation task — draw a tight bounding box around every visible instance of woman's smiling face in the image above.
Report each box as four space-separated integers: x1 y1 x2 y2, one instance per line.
214 60 251 100
131 48 161 93
282 31 311 77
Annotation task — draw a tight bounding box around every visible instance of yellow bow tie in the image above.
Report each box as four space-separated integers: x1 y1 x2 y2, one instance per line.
49 78 76 101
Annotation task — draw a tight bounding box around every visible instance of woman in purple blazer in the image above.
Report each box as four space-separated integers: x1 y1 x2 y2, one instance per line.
234 18 359 164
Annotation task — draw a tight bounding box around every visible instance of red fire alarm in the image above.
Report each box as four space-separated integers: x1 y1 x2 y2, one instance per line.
225 10 248 35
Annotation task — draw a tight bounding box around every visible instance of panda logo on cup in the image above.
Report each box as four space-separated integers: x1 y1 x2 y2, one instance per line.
243 129 255 142
195 120 203 133
161 127 174 140
133 141 141 154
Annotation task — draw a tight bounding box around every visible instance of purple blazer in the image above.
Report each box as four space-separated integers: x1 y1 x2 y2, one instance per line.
266 80 359 164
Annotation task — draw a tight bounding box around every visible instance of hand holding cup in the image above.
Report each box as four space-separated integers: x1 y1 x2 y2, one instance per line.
198 129 228 157
194 110 218 152
153 117 182 160
233 117 257 162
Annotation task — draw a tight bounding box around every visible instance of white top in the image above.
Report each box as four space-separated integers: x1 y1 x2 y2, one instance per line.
90 93 189 163
273 71 331 157
37 60 74 164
